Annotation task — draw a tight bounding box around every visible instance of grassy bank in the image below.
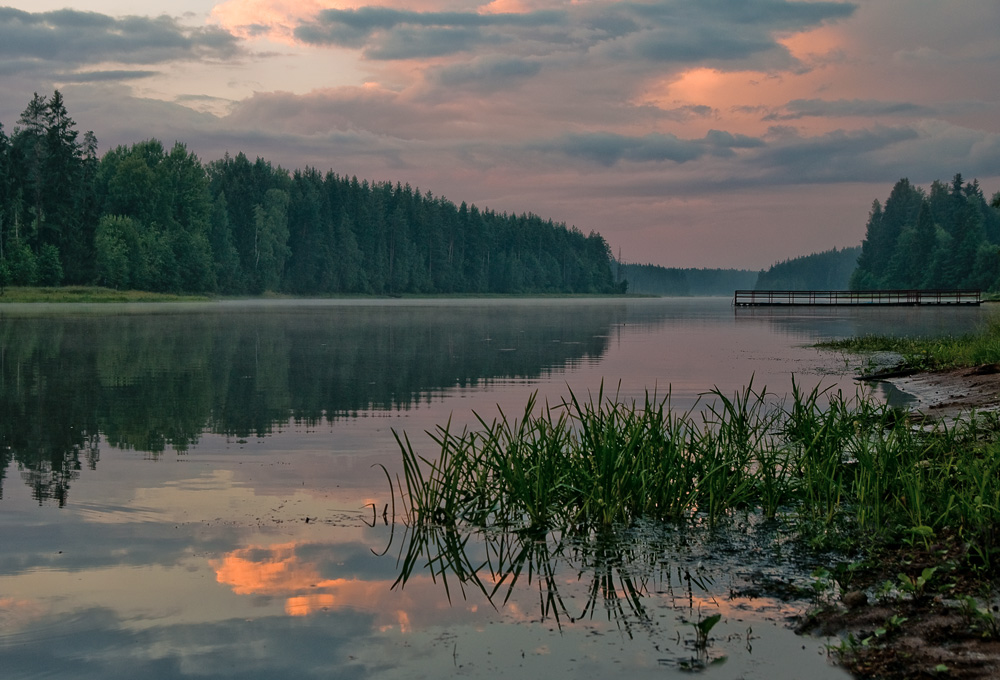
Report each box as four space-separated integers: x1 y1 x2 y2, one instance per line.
0 286 212 303
0 286 646 304
820 314 1000 371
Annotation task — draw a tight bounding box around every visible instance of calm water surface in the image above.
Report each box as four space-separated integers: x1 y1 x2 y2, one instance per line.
0 298 989 679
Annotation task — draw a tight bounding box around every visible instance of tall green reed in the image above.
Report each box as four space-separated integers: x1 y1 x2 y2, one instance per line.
394 382 1000 570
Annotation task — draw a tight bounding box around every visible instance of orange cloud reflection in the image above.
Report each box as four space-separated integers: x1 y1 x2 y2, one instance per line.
213 542 332 595
211 541 478 626
285 593 336 616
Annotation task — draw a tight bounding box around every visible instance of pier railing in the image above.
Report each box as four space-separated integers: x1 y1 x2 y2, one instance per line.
733 289 982 306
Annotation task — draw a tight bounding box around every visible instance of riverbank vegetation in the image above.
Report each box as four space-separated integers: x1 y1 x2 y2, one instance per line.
0 285 211 303
0 91 621 297
821 314 1000 372
396 375 1000 676
396 383 999 565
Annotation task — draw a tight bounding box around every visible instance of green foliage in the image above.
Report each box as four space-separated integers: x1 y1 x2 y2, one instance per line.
5 238 37 285
821 314 1000 370
397 383 1000 570
620 263 755 296
852 175 1000 291
95 215 136 289
897 566 937 597
692 612 722 650
958 595 1000 639
0 92 620 297
755 247 860 291
36 243 63 286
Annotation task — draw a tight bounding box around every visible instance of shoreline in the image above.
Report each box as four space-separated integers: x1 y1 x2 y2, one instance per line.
804 365 1000 679
875 363 1000 420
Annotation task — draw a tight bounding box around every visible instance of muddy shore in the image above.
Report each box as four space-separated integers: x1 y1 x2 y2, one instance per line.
800 366 1000 679
881 364 1000 420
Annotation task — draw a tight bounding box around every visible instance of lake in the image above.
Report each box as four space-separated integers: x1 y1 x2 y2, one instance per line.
0 298 989 679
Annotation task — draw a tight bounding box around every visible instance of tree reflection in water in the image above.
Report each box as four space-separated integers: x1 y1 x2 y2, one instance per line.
0 301 623 504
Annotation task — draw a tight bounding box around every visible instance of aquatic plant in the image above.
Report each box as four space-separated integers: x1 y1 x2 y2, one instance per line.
394 382 1000 572
691 612 722 650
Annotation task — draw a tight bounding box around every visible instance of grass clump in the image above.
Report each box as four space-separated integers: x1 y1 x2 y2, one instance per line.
820 314 1000 371
395 382 1000 572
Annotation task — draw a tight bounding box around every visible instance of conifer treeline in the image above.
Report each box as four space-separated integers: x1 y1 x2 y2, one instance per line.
0 91 622 295
851 175 1000 291
619 263 756 296
754 246 861 291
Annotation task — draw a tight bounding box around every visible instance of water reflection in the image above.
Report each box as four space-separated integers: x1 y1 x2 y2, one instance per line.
392 516 818 672
0 298 879 680
0 301 624 504
734 304 989 341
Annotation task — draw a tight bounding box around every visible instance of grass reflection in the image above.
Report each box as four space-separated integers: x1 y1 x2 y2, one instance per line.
391 517 759 670
392 379 1000 670
395 519 718 635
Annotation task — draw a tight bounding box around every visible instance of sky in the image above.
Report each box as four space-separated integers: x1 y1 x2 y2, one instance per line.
0 0 998 269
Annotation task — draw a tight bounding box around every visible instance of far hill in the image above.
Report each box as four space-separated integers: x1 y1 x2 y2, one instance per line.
619 263 757 296
754 247 861 291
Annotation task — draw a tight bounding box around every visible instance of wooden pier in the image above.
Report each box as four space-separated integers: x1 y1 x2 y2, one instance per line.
733 289 982 307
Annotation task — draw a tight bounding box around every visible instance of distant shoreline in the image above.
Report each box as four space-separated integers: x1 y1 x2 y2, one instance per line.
0 286 661 304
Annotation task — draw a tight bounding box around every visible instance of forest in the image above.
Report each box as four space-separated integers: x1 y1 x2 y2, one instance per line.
851 175 1000 291
0 91 622 296
753 246 861 291
618 263 756 296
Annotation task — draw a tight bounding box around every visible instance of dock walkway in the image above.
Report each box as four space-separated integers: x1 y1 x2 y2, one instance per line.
733 289 982 307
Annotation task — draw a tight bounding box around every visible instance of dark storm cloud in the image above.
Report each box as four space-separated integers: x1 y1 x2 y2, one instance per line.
628 26 779 63
596 1 855 70
365 26 481 59
0 7 244 71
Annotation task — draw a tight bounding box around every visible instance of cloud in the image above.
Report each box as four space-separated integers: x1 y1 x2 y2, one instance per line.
295 7 567 59
431 56 542 90
0 7 244 74
55 70 160 83
292 1 857 66
746 125 932 184
766 98 935 120
535 129 765 166
0 604 380 680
